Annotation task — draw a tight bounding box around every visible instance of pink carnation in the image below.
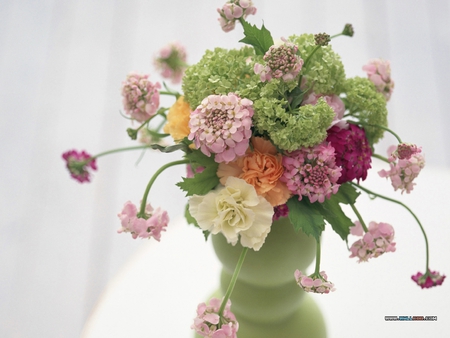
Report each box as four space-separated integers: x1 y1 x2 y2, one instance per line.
117 201 169 241
217 0 257 32
362 59 394 101
121 72 161 122
153 41 187 84
411 270 446 289
188 93 254 163
294 270 335 294
62 149 97 183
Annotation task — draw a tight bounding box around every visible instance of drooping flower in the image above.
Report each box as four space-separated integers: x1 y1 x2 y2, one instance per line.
378 145 425 194
301 93 346 128
217 137 292 207
188 176 273 251
349 221 396 262
121 72 161 122
362 58 394 101
153 41 187 84
62 149 97 183
254 42 303 82
280 142 342 203
294 270 335 294
411 270 446 289
163 96 191 142
217 0 257 32
188 93 254 163
117 201 169 241
191 297 238 338
326 124 372 183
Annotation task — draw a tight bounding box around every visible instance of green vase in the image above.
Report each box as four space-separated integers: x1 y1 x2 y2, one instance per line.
196 216 327 338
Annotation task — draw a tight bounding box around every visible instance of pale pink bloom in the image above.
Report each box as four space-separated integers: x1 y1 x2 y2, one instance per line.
191 297 238 338
362 59 394 101
349 221 396 262
378 145 425 194
217 0 257 32
188 93 254 163
411 270 446 289
390 143 422 161
153 41 187 84
294 270 335 294
302 93 346 128
121 72 161 122
117 201 169 240
62 149 97 183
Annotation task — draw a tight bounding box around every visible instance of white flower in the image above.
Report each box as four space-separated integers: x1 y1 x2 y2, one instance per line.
188 176 273 251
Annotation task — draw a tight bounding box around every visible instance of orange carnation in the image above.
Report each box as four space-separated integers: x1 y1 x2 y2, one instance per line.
163 96 191 142
217 137 291 206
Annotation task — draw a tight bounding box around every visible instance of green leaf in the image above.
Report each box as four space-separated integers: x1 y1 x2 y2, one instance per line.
287 197 325 241
239 20 274 56
184 203 199 227
149 143 188 153
332 182 360 204
319 196 354 241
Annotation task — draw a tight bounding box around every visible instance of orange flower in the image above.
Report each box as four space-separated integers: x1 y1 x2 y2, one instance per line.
163 96 191 142
217 137 291 206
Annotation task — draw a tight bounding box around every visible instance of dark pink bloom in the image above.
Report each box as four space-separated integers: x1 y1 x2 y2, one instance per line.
62 149 97 183
273 203 289 221
411 270 446 289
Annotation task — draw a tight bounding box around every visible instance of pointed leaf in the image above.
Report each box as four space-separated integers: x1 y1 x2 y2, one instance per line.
332 182 360 205
239 20 274 55
287 197 324 241
319 196 353 241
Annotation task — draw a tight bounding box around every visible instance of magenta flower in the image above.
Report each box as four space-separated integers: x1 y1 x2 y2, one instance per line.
254 42 303 82
217 0 257 32
294 270 335 294
153 41 187 84
362 59 394 101
121 72 161 122
326 124 372 184
378 144 425 194
191 297 239 338
62 149 97 183
411 270 446 289
280 142 342 203
188 93 254 163
117 201 169 241
349 221 396 262
273 203 289 221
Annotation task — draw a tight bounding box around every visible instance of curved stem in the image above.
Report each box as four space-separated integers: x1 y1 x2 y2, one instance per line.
91 145 153 160
313 239 322 275
351 121 403 143
372 153 390 163
159 90 180 98
350 203 368 232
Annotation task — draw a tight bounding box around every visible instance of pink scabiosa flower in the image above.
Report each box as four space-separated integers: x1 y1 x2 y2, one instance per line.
326 124 372 183
188 93 254 163
378 145 425 194
362 59 394 101
62 149 97 183
349 221 396 262
117 201 169 241
153 41 187 84
217 0 257 32
390 143 422 161
302 93 346 128
411 270 446 289
294 270 335 294
254 42 303 82
191 298 239 338
280 142 342 203
121 72 161 123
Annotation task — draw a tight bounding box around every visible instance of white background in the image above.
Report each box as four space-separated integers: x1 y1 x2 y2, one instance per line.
1 0 449 337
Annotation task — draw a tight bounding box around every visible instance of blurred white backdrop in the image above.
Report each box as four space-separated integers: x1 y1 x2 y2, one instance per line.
1 0 449 337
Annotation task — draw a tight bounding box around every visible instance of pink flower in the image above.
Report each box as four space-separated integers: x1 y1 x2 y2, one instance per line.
302 93 346 128
411 270 446 289
294 270 335 294
191 298 239 338
326 124 372 183
362 59 394 101
121 72 161 122
62 149 97 183
390 143 422 160
378 145 425 194
188 93 254 163
217 0 257 32
117 201 169 240
280 142 342 203
153 41 187 84
349 221 396 262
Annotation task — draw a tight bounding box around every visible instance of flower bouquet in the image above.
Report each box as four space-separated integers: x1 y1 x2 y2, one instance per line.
63 1 445 337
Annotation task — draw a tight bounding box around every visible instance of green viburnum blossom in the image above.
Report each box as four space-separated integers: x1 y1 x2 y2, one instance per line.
344 77 388 145
182 47 262 110
288 34 346 95
253 97 334 151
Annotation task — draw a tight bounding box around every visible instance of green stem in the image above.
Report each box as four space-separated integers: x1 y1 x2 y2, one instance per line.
138 159 189 216
350 182 429 271
314 239 321 275
218 247 249 317
350 203 368 232
91 145 153 160
372 153 390 163
351 121 403 143
159 90 180 98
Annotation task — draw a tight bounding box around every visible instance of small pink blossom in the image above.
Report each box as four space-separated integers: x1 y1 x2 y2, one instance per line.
378 145 425 194
362 59 394 101
294 270 335 294
117 201 169 240
62 149 97 183
188 93 254 163
191 298 239 338
217 0 257 32
153 41 187 84
121 72 161 122
272 203 289 221
349 221 396 262
411 270 446 289
390 143 422 161
302 93 345 128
